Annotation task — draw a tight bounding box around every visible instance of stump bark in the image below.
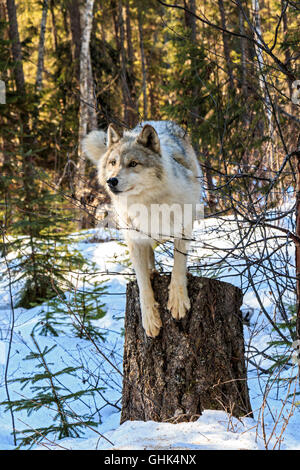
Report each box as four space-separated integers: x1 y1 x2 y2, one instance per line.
121 273 252 424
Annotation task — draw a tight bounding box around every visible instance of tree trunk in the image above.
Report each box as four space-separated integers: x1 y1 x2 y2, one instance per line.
117 0 135 127
36 0 48 91
125 0 138 125
0 0 6 20
49 0 58 53
203 150 217 212
238 1 251 134
79 0 97 131
6 0 25 95
238 3 247 98
76 0 95 228
183 0 201 155
137 8 147 120
252 0 275 192
281 0 292 100
87 51 98 130
184 0 196 39
68 0 82 78
121 273 252 423
125 0 134 65
295 135 300 341
218 0 234 89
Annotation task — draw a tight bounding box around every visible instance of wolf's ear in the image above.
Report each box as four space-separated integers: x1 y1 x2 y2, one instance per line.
82 130 107 164
107 123 122 147
136 124 160 154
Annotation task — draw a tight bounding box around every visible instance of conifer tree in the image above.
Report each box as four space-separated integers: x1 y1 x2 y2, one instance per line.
1 336 100 448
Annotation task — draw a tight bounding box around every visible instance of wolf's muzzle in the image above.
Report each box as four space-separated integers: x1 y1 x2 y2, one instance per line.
107 177 121 193
107 177 118 188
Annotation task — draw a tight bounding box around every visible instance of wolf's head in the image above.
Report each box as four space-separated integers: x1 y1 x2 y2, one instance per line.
83 124 163 198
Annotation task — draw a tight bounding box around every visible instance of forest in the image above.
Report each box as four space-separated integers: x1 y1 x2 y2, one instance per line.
0 0 300 451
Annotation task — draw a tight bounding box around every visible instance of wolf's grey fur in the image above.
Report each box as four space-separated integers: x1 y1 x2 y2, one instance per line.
83 121 202 337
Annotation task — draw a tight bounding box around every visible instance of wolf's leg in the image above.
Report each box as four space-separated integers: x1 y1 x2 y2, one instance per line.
167 238 191 320
148 244 155 271
127 239 162 337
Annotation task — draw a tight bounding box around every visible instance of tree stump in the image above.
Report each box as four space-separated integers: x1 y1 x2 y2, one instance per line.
121 273 252 424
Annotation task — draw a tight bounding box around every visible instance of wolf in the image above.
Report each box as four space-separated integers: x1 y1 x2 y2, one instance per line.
83 121 202 337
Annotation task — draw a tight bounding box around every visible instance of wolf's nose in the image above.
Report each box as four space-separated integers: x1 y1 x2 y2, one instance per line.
107 177 118 188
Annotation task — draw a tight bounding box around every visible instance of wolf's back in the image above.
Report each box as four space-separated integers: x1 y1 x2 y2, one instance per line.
128 120 201 179
129 120 187 142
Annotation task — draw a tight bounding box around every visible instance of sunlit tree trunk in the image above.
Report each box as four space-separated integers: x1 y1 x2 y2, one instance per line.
117 0 135 126
36 0 49 91
87 52 97 130
252 0 275 183
76 0 95 222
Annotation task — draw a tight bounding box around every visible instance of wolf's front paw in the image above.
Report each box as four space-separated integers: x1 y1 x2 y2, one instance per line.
141 300 162 337
167 281 191 320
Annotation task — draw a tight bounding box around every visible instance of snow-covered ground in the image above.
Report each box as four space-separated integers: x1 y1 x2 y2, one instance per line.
0 219 299 450
36 411 264 450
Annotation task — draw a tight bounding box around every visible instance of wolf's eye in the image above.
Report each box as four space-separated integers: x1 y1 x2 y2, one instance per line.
128 161 138 167
110 160 116 166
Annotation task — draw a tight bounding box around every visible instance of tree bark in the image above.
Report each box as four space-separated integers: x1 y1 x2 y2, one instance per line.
36 0 49 91
218 0 234 90
125 0 134 65
0 0 6 20
76 0 95 228
251 0 275 189
183 0 201 156
68 0 82 78
87 52 98 130
137 8 147 120
6 0 25 95
295 135 300 341
117 0 136 127
125 0 138 124
203 150 217 212
281 0 292 99
121 273 252 423
49 0 58 53
184 0 196 39
238 3 247 98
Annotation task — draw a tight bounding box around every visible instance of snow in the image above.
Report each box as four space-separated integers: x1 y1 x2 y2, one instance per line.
0 221 299 451
37 411 263 451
